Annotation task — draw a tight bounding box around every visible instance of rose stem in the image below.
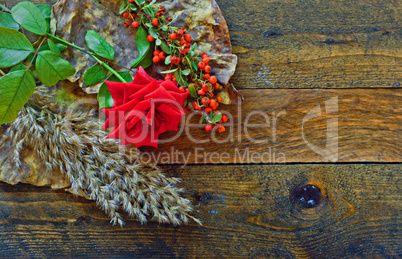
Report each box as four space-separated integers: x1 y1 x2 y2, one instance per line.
46 33 127 83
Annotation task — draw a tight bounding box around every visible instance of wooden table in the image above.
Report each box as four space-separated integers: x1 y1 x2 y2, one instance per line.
1 0 401 257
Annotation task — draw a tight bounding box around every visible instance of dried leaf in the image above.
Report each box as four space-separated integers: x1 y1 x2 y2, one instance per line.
53 0 241 103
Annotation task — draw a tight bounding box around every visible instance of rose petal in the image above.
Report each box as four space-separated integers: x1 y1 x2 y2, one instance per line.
105 81 125 106
160 80 181 93
145 102 155 126
124 83 143 103
129 80 160 101
126 121 159 148
144 86 176 104
132 66 154 85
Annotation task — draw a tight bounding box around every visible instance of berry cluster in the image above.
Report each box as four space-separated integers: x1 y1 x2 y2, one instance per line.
120 0 229 133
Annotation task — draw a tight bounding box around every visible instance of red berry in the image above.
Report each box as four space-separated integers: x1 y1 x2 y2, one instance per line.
209 76 217 84
204 65 211 73
193 101 202 110
147 35 155 42
214 83 220 90
129 0 134 2
172 56 180 65
169 33 177 40
205 107 212 113
152 56 160 63
203 74 210 80
165 74 172 80
201 97 210 105
218 125 225 133
153 50 160 56
217 96 222 103
222 115 228 122
152 18 159 26
179 39 186 46
159 51 166 60
179 86 185 92
123 12 129 19
202 56 210 64
205 124 213 132
198 89 206 96
124 22 130 28
131 21 139 28
184 34 192 43
198 62 206 69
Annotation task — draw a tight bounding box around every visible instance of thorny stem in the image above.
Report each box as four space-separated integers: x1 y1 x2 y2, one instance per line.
46 33 127 83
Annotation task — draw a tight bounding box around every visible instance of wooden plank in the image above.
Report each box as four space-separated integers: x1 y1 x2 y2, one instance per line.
139 88 402 164
3 0 401 90
0 164 400 258
217 0 402 89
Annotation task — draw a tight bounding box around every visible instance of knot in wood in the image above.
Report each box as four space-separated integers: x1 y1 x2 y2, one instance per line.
293 184 323 208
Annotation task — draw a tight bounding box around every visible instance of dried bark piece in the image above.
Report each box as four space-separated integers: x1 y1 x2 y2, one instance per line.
53 0 241 103
52 0 138 93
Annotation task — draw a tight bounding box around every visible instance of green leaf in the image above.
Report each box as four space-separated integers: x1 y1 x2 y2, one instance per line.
10 64 28 73
119 1 127 14
28 43 66 63
138 43 154 69
161 25 168 31
131 26 152 68
0 27 34 68
56 43 67 52
0 12 19 30
135 0 145 5
145 22 153 28
181 69 191 76
199 116 204 124
191 61 198 71
47 39 62 57
211 112 223 123
84 63 108 85
0 70 36 124
187 51 194 57
165 55 171 65
160 41 170 53
37 4 51 21
11 1 48 35
160 68 178 74
188 83 198 98
174 70 186 86
129 4 137 11
149 27 158 39
191 43 197 52
36 50 76 86
85 30 115 60
98 71 132 109
155 38 162 46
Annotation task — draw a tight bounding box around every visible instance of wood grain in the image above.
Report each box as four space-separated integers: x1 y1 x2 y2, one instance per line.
2 0 401 89
0 0 401 258
217 0 402 89
0 164 400 258
140 88 402 164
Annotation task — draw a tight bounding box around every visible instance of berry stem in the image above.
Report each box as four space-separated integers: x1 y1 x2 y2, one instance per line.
46 33 127 83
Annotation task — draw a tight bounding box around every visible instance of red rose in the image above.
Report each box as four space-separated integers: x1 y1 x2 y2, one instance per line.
102 67 189 148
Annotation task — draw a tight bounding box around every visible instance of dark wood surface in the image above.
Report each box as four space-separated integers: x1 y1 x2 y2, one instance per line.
0 0 401 258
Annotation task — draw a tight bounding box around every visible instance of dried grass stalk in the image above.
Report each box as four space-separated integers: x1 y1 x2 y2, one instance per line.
3 86 200 226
